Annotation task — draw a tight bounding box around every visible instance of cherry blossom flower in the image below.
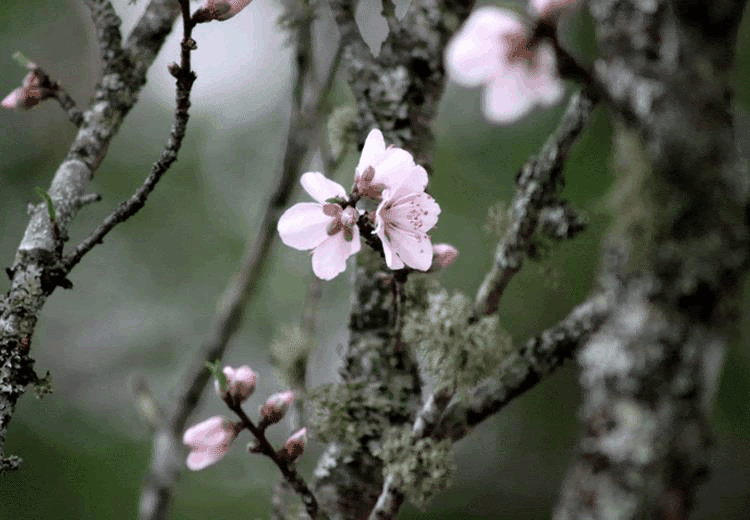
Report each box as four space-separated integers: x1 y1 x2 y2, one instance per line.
214 365 257 403
283 427 307 461
1 71 43 110
277 172 361 280
260 390 295 427
374 181 441 272
445 6 564 124
183 416 238 471
195 0 253 22
354 129 429 199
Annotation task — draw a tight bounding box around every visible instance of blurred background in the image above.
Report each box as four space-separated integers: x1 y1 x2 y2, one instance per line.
1 0 750 518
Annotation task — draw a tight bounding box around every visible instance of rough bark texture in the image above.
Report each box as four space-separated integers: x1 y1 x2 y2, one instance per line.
0 0 180 473
553 0 750 518
312 2 474 518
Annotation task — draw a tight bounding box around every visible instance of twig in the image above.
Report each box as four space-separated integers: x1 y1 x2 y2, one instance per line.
63 0 197 273
229 402 325 519
472 89 597 318
136 22 343 520
0 0 180 473
381 0 400 35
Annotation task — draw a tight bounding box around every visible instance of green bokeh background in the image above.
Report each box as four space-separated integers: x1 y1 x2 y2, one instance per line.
1 0 750 518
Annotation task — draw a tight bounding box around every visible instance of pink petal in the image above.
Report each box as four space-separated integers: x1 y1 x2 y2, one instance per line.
385 226 434 271
389 192 441 232
370 148 418 190
277 203 332 250
483 68 537 123
356 129 386 177
311 229 361 280
1 89 23 109
183 416 227 448
186 448 226 471
531 0 579 18
527 45 565 105
385 166 430 200
300 172 347 204
445 7 523 87
378 229 405 270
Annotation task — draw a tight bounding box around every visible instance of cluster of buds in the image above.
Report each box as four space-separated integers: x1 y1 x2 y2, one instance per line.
183 365 307 471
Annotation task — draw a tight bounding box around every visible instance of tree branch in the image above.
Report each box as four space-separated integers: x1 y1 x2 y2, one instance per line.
0 0 181 474
137 21 343 520
473 89 596 318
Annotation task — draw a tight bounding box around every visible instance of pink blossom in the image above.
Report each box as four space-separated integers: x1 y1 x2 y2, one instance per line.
445 6 564 124
214 365 257 403
183 416 238 471
260 390 295 427
196 0 253 21
374 182 441 272
283 427 307 461
530 0 580 18
354 129 429 199
1 71 43 110
277 172 361 280
432 243 459 269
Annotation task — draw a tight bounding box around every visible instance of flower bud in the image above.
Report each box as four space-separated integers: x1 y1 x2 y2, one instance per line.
282 427 307 461
427 243 459 273
194 0 252 23
215 365 257 404
259 390 295 428
1 71 44 111
183 416 238 471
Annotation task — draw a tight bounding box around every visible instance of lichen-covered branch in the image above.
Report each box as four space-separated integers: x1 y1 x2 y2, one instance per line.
473 89 595 318
553 0 750 518
313 2 475 519
137 16 342 520
434 291 613 443
0 0 181 475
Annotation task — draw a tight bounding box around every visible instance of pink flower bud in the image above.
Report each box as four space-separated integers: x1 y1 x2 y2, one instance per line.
282 427 307 461
194 0 253 22
433 243 459 268
183 416 238 471
260 390 295 427
215 365 257 403
1 71 43 111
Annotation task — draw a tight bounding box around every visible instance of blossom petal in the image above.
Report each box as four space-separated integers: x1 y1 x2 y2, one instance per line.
187 448 226 471
370 148 418 190
277 203 331 250
385 165 430 200
300 171 347 204
378 227 405 270
356 129 386 176
183 416 226 448
389 192 441 232
483 69 537 124
311 231 360 280
387 226 434 271
527 45 565 105
445 7 522 87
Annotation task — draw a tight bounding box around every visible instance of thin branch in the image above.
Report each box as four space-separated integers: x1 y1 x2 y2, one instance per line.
381 0 400 35
136 24 343 520
63 1 197 273
473 89 597 318
0 0 180 473
328 0 372 57
28 64 85 127
229 402 326 519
